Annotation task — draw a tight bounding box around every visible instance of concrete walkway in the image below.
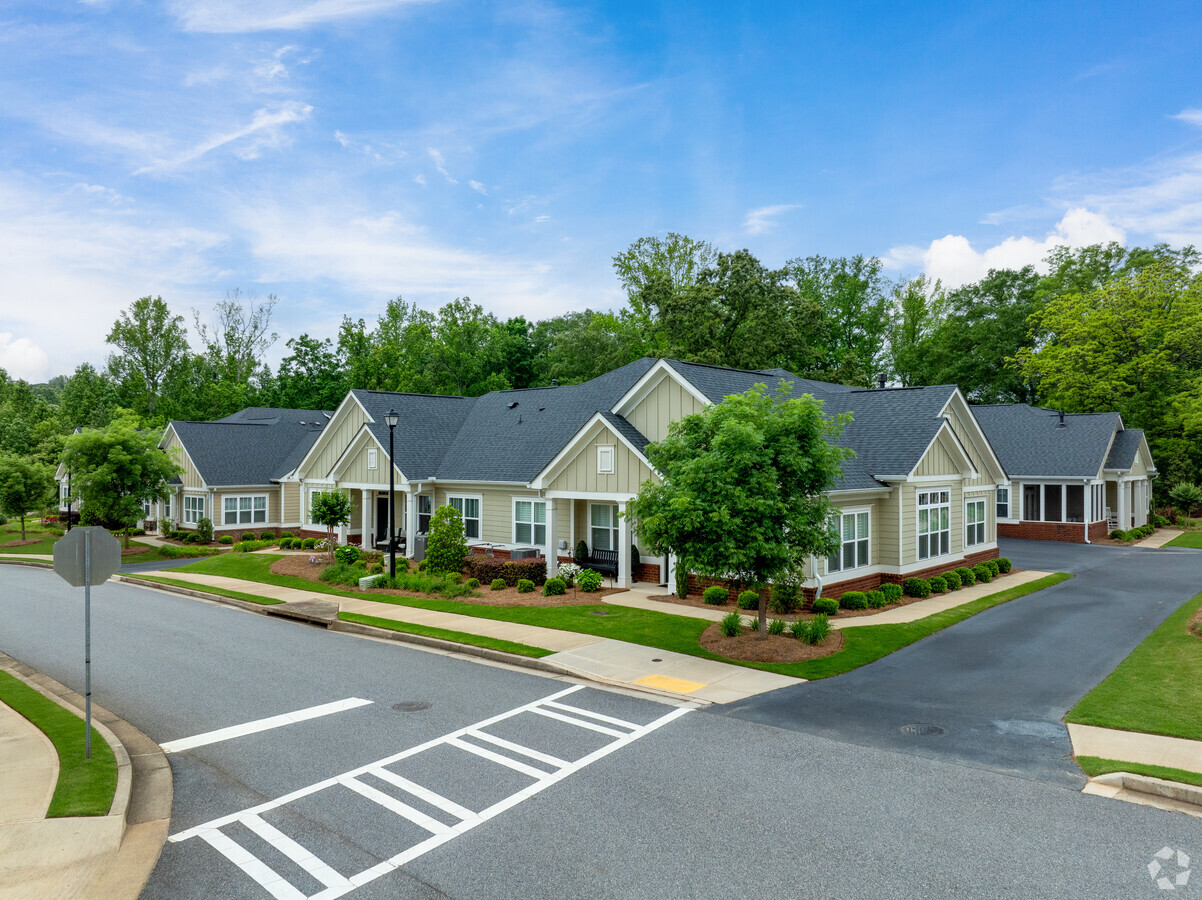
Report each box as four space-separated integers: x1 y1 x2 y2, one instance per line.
1068 723 1202 773
134 571 798 703
1134 528 1183 548
0 702 57 826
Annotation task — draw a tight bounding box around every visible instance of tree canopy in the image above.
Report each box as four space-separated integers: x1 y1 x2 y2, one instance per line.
0 454 54 540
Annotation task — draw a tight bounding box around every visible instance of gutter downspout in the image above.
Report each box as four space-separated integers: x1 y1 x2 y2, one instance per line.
810 554 823 602
1084 478 1091 544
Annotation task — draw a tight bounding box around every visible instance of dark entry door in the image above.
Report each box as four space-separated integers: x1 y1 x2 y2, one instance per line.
376 496 390 544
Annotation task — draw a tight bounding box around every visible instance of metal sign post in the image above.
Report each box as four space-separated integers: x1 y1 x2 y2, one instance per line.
52 526 121 760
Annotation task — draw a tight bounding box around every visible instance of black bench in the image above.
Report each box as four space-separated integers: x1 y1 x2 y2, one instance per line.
585 549 620 580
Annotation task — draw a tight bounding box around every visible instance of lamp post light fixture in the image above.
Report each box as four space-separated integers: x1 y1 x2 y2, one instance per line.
384 408 399 578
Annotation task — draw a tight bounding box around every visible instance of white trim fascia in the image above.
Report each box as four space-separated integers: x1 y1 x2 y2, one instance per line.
293 390 373 479
908 473 964 483
939 389 1008 480
962 483 997 493
158 422 178 451
610 359 712 417
528 411 655 490
544 490 637 501
160 425 209 490
827 487 892 499
207 484 278 491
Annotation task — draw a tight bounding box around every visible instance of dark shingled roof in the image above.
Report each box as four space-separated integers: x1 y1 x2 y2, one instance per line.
168 408 329 485
1105 427 1146 470
352 390 477 481
972 405 1123 478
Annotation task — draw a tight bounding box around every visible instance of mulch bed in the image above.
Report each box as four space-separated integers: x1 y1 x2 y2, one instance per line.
699 623 843 663
0 538 42 548
120 546 149 557
268 555 623 607
1190 608 1202 640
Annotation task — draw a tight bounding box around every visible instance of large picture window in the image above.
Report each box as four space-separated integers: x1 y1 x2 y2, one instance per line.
225 495 267 525
918 489 950 560
514 500 546 545
590 503 620 551
965 498 985 547
827 510 869 573
183 495 205 525
448 496 481 539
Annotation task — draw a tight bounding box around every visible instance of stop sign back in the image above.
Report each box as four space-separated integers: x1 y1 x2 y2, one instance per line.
53 527 122 587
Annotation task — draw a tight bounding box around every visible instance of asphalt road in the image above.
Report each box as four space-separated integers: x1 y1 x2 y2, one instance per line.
1 561 1200 898
715 539 1202 786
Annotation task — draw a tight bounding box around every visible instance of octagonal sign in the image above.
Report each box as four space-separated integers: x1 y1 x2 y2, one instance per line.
53 527 122 587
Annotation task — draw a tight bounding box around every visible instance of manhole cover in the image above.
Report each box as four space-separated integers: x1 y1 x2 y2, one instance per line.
900 723 944 736
651 658 662 662
392 701 432 712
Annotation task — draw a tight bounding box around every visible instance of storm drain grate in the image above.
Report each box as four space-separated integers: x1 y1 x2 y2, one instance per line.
589 611 609 616
392 701 432 712
900 723 945 736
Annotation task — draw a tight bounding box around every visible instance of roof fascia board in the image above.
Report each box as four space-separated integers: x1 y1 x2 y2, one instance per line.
939 389 1008 479
827 487 892 498
293 390 373 479
160 423 209 490
529 412 655 490
611 359 711 417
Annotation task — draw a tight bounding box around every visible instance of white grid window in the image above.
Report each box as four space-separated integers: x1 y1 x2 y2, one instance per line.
514 500 546 545
996 487 1009 519
183 495 205 525
965 498 986 547
590 503 619 552
418 495 432 532
918 489 950 560
449 496 481 539
597 445 615 475
225 495 267 525
827 510 869 573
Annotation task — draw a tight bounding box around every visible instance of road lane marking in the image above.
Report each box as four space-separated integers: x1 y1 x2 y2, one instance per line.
541 699 639 730
170 685 691 899
528 705 628 737
161 698 373 754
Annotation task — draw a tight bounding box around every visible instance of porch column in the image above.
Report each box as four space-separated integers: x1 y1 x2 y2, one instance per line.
617 500 630 588
361 490 371 546
545 500 557 577
1117 479 1128 530
405 491 418 558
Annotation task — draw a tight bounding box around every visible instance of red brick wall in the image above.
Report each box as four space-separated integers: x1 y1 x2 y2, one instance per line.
998 520 1108 543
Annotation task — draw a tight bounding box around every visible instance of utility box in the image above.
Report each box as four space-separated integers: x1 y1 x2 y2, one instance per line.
413 534 427 562
509 547 539 560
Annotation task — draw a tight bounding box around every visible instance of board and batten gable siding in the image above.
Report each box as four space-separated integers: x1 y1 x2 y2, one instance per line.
943 403 1001 490
624 375 706 444
305 402 370 481
1129 449 1148 477
339 437 391 486
912 433 962 478
163 432 204 489
547 422 656 495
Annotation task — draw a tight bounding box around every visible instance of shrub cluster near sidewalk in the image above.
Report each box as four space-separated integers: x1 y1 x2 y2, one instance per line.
462 556 548 587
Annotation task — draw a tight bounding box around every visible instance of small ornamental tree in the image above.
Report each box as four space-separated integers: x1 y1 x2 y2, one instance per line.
0 454 55 541
628 384 851 639
310 490 353 562
425 504 468 575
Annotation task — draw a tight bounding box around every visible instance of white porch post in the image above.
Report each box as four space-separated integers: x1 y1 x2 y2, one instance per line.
361 489 371 546
617 500 630 588
568 500 575 559
1117 478 1128 529
207 490 215 528
545 500 557 577
405 491 418 558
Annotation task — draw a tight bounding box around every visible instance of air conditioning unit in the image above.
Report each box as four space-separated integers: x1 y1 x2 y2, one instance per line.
509 547 540 560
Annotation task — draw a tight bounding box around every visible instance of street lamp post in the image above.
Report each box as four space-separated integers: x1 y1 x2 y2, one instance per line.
385 408 399 578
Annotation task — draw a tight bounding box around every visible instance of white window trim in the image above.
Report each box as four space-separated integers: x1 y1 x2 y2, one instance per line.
183 494 205 525
223 493 269 526
367 448 378 470
512 497 548 547
916 487 952 562
588 501 621 553
826 506 871 575
447 493 483 540
996 485 1010 520
596 445 616 476
965 497 986 548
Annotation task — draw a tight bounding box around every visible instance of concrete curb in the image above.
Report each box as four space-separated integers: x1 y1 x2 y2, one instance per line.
0 559 52 569
0 652 172 898
1092 771 1202 807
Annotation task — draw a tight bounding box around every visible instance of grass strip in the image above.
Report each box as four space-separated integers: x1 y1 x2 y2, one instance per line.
1165 532 1202 549
174 555 1071 679
1067 590 1202 741
1076 755 1202 790
129 574 285 605
0 670 117 818
338 612 553 658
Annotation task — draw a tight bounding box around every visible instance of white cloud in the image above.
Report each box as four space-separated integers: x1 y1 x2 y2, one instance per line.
169 0 433 33
135 102 312 173
0 334 51 383
743 204 799 236
884 208 1126 287
469 180 486 195
414 173 427 186
427 147 457 183
1174 108 1202 127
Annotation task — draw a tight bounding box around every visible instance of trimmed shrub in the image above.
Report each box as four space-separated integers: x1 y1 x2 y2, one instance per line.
942 569 961 591
369 563 384 575
302 538 317 550
903 578 931 598
465 577 479 590
703 585 729 605
426 505 468 575
516 579 535 593
578 569 603 592
196 517 213 543
231 539 275 553
502 558 548 587
866 590 887 609
573 539 589 566
1109 529 1127 540
185 533 200 544
279 531 294 538
972 564 992 583
812 597 838 616
241 532 256 542
1152 514 1170 528
490 578 506 591
737 589 760 610
996 557 1012 574
928 576 947 594
769 582 799 614
985 559 1000 577
839 591 868 610
218 535 234 545
956 566 975 587
720 611 742 637
334 545 361 565
768 618 786 635
447 572 464 585
259 531 274 541
881 583 902 603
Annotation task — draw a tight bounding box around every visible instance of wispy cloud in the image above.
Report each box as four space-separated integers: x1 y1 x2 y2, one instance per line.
469 180 486 194
168 0 434 34
1173 108 1202 127
135 102 312 174
427 147 457 183
742 204 799 235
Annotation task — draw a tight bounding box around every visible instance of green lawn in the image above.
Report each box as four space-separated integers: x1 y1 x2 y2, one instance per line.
339 612 553 658
0 520 61 555
172 554 1071 679
0 670 118 817
1076 755 1202 790
1067 590 1202 741
1165 532 1202 549
130 574 283 605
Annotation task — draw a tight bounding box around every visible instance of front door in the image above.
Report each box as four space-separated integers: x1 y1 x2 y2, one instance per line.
376 496 390 544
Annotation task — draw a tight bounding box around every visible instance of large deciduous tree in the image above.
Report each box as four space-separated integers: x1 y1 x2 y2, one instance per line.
628 384 850 638
106 296 189 417
0 454 54 540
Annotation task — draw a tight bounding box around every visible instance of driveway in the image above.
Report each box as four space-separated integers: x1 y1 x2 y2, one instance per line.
713 539 1202 786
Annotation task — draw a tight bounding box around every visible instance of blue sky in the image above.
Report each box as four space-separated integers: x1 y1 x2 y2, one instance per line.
2 0 1201 382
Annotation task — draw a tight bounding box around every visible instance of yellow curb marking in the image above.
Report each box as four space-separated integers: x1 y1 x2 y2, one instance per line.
634 674 706 694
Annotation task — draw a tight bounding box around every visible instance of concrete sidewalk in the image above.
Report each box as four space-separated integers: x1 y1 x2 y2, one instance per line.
132 571 797 703
1134 528 1184 548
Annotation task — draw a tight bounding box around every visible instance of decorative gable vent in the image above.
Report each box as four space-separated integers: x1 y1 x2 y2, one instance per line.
597 445 615 475
368 448 378 470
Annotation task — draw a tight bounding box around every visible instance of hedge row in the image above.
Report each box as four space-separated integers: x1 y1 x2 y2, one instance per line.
462 555 548 587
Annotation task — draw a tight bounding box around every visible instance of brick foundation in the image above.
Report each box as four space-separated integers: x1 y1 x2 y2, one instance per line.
998 520 1108 543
